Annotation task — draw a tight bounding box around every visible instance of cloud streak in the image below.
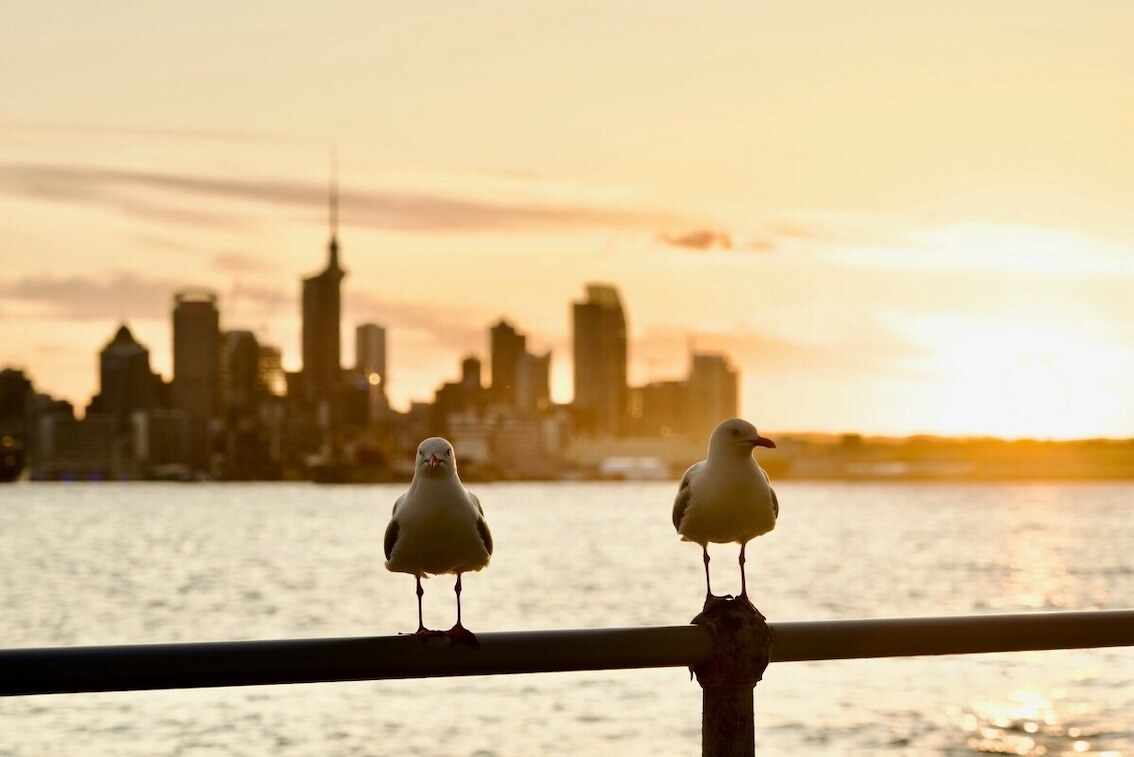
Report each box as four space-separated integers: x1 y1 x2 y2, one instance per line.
1 271 183 320
634 324 926 376
0 161 686 235
659 228 735 251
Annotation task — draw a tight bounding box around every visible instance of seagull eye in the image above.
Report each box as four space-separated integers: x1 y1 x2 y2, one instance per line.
446 449 452 456
731 429 740 437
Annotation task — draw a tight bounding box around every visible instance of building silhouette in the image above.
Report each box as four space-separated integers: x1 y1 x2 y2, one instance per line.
355 323 388 421
572 284 628 436
685 353 739 441
87 324 161 431
515 350 551 412
490 320 525 406
222 330 261 413
301 177 345 412
171 289 220 418
172 289 220 468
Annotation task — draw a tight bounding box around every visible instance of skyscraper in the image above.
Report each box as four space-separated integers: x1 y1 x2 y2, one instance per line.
171 289 220 419
87 324 159 431
301 171 346 407
355 323 387 389
222 330 261 413
490 319 526 406
356 323 388 421
515 350 551 412
685 352 739 441
572 283 628 436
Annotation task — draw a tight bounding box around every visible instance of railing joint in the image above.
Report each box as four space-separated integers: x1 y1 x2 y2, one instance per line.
692 599 773 757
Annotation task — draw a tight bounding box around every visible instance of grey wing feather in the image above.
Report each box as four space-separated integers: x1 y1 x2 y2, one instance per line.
468 490 485 517
672 461 702 531
760 468 779 519
391 492 406 517
383 519 399 561
477 517 493 556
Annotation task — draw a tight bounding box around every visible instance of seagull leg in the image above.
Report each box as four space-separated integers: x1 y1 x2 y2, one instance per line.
698 543 734 607
410 576 444 641
703 545 713 598
414 575 429 634
739 543 747 599
446 573 479 647
737 543 759 611
702 546 730 610
455 573 463 627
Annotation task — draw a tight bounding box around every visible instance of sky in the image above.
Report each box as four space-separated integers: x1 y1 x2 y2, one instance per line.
3 1 1133 439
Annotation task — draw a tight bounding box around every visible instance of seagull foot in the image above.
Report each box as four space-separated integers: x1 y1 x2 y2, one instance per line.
407 628 448 643
446 624 480 648
702 593 734 611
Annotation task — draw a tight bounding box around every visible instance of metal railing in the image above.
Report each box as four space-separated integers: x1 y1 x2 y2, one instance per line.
3 606 1132 756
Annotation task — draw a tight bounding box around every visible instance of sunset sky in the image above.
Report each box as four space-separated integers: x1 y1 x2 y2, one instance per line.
3 2 1133 438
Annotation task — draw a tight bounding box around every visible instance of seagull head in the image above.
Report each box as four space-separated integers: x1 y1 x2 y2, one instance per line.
708 418 776 459
416 437 457 476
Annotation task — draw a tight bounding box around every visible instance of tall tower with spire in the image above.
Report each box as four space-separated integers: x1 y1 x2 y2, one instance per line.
301 155 347 409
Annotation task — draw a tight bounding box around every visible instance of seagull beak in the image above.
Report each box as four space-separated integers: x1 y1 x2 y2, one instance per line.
752 435 776 449
428 454 441 469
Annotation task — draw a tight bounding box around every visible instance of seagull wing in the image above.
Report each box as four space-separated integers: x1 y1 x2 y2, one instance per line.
761 468 779 519
383 518 399 561
476 516 494 557
672 461 703 531
468 490 485 517
467 489 493 556
384 493 408 560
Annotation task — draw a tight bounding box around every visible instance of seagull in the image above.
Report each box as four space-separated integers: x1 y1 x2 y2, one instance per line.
384 437 493 645
672 418 779 608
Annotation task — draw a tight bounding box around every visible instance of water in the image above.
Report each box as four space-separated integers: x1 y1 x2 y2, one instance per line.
1 481 1131 755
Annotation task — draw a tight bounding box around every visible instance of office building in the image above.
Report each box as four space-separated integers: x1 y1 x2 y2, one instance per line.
87 324 161 431
171 289 220 420
572 284 628 436
490 320 526 406
301 178 346 407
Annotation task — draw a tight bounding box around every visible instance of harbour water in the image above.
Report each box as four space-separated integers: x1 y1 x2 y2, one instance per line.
1 481 1131 755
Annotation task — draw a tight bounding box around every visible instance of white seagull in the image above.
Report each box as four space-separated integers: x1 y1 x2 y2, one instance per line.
672 418 779 608
384 437 493 644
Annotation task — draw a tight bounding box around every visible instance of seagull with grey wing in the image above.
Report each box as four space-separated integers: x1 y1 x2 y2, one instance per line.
384 437 493 645
673 418 779 608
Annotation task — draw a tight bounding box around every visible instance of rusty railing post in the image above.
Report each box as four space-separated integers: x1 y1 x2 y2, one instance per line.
692 599 773 757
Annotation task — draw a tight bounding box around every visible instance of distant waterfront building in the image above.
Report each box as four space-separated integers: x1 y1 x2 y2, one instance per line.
434 356 487 434
301 178 346 408
572 284 628 436
630 379 686 437
0 368 33 435
356 324 387 387
490 320 526 407
356 323 388 420
685 352 739 441
222 331 261 413
515 350 551 412
87 324 162 431
36 414 117 479
257 344 286 397
171 289 220 419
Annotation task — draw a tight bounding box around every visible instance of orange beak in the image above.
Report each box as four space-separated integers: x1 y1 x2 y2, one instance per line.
752 435 776 449
428 454 441 469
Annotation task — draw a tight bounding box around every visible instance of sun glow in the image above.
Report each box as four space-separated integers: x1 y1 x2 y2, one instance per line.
898 315 1129 439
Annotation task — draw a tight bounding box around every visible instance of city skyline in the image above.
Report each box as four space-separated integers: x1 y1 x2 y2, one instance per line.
3 2 1134 439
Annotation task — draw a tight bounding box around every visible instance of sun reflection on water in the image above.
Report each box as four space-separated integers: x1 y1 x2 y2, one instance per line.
954 689 1126 756
997 488 1075 611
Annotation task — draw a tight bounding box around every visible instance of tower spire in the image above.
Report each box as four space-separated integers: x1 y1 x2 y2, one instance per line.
328 144 340 269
